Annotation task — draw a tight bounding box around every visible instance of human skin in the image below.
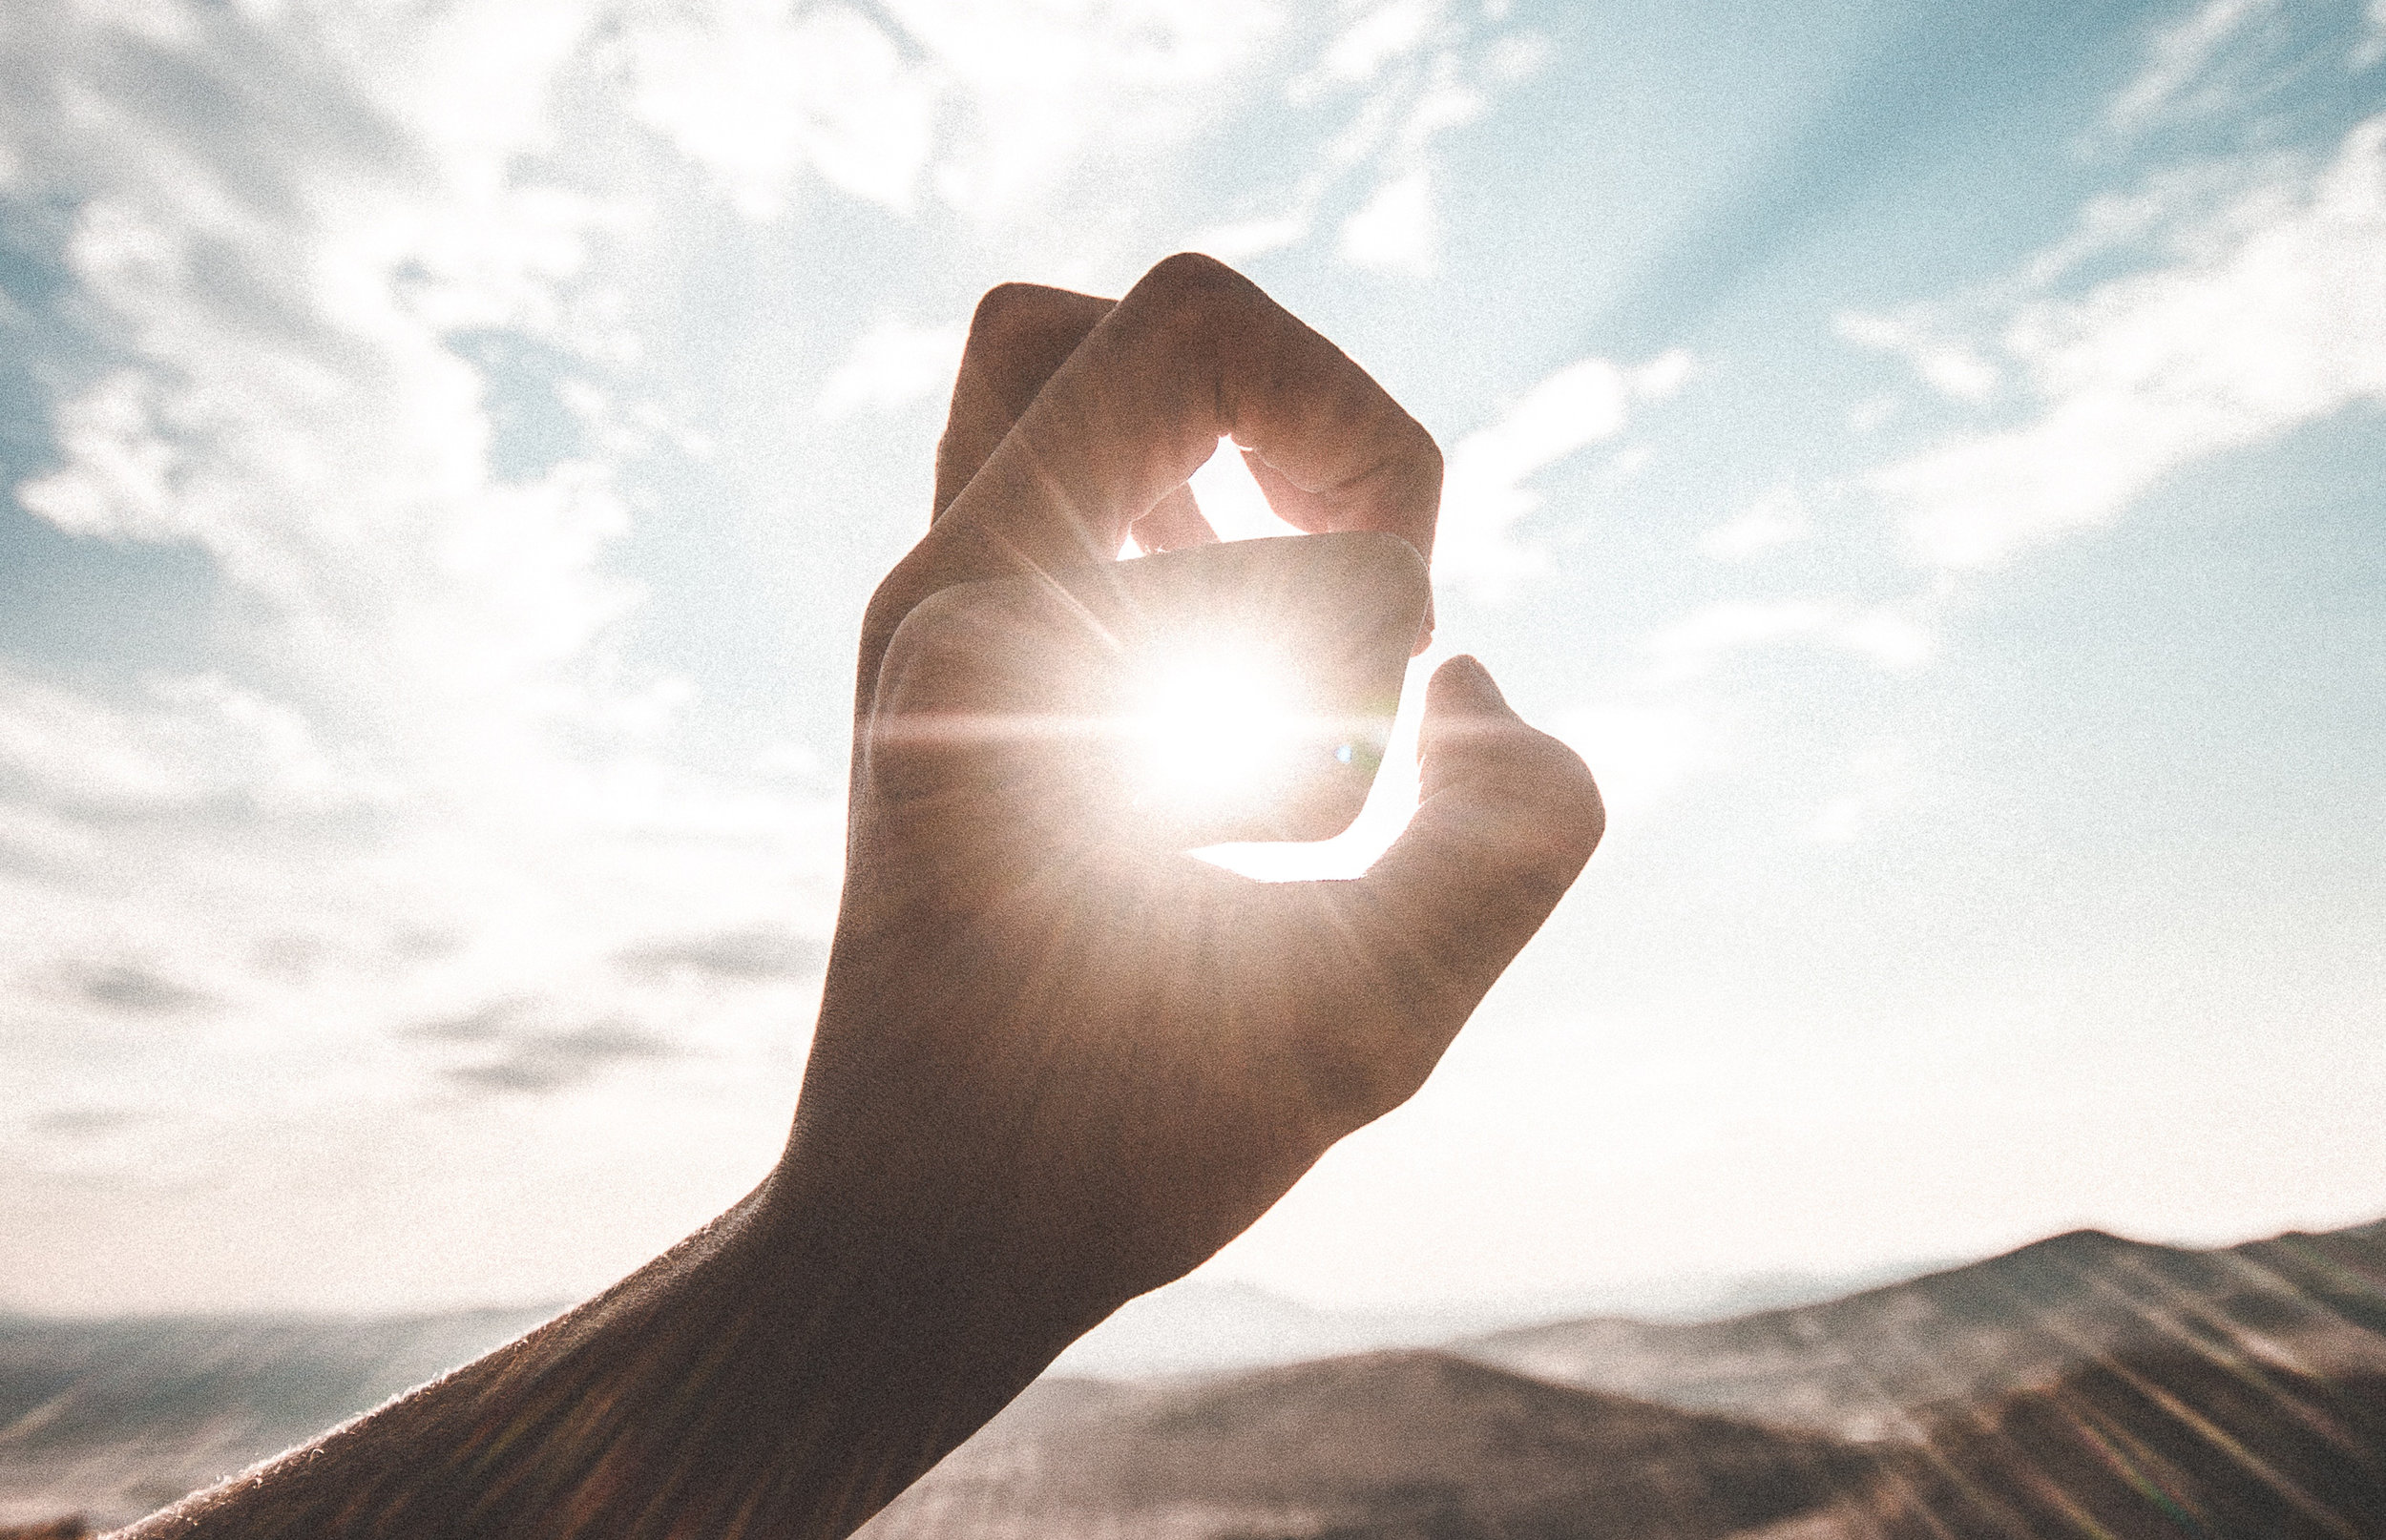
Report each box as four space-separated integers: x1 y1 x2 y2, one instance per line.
116 253 1603 1539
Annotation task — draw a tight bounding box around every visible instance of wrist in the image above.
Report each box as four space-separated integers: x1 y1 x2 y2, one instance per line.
744 1143 1125 1400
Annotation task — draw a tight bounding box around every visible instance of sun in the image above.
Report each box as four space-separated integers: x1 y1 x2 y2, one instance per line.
1126 648 1309 815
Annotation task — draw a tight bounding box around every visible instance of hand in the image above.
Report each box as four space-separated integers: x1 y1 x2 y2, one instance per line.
783 253 1604 1338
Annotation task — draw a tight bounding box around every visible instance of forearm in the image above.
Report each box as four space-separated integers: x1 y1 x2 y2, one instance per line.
115 1172 1104 1540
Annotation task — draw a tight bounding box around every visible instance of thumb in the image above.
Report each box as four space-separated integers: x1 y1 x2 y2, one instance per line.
1410 655 1602 871
1350 655 1603 1028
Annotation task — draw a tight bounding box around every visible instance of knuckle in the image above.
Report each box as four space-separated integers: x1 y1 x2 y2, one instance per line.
1142 250 1243 296
1392 429 1445 517
966 281 1089 355
871 591 968 710
1132 252 1254 336
968 281 1043 339
1413 429 1445 488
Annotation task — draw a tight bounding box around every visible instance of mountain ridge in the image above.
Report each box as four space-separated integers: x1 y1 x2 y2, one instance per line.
5 1215 2382 1533
1456 1216 2386 1439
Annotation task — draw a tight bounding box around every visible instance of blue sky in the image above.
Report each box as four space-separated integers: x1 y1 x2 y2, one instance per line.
2 0 2382 1316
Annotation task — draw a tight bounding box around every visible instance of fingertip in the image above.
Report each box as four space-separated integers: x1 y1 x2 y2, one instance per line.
1425 654 1513 718
1414 655 1520 769
1408 657 1604 870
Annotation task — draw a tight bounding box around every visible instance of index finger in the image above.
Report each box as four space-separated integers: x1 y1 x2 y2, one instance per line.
862 254 1441 701
932 282 1110 520
931 281 1216 552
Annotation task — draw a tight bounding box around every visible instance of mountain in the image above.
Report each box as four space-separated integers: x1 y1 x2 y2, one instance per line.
0 1305 554 1530
1741 1348 2386 1540
1048 1280 1457 1380
4 1217 2383 1534
1459 1218 2386 1439
857 1346 2386 1540
859 1349 1883 1540
1048 1262 1951 1382
860 1213 2386 1539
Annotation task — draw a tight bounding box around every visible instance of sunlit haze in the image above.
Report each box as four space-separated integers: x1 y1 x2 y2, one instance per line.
3 0 2383 1319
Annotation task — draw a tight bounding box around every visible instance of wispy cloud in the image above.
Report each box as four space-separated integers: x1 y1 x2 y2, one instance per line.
616 928 830 984
441 1018 680 1096
2358 0 2386 69
1542 699 1720 829
1804 741 1912 846
0 0 846 1228
1201 0 1544 277
626 1 939 220
1436 350 1692 593
1702 487 1815 561
1321 0 1443 84
67 962 215 1015
2107 0 2282 136
1874 114 2386 569
1339 168 1438 275
1835 310 1999 402
622 0 1291 230
816 321 966 421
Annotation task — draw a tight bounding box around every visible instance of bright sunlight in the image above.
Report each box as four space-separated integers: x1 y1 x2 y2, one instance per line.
1128 648 1317 816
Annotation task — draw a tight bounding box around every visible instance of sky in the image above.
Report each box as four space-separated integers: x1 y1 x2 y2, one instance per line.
1 0 2382 1319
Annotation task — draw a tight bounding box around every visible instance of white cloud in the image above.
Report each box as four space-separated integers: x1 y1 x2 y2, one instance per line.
2107 0 2280 136
1481 28 1554 84
0 0 1586 1315
0 0 852 1291
1323 0 1443 83
1538 614 1927 846
1436 350 1692 592
2358 0 2386 69
1847 396 1900 433
1277 10 1520 281
1877 114 2386 568
1339 167 1437 274
1702 487 1813 560
816 320 967 421
1190 212 1313 260
364 0 606 174
0 665 376 822
1836 309 2000 401
1325 49 1488 279
626 0 938 219
1805 741 1912 845
624 0 1287 233
1807 793 1866 844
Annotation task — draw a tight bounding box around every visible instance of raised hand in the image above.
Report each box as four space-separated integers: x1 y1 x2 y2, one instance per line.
797 254 1601 1324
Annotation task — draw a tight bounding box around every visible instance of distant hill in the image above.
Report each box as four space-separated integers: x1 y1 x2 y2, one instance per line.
1459 1218 2386 1439
0 1305 553 1529
856 1216 2386 1537
1850 1350 2386 1540
859 1217 2386 1539
5 1217 2384 1535
861 1349 1883 1540
1040 1267 1933 1382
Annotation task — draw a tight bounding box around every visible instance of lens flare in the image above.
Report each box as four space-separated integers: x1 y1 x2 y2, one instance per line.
1129 649 1308 813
